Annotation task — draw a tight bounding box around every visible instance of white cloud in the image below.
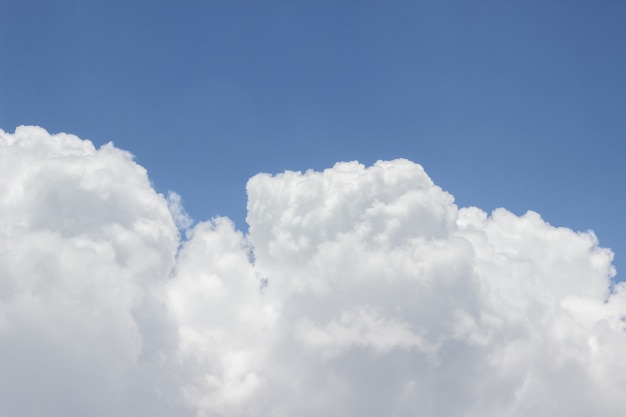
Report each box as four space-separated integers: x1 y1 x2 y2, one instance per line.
1 126 625 417
167 191 193 231
0 126 183 416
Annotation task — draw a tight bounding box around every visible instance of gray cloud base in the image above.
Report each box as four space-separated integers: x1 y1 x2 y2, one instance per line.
1 126 625 416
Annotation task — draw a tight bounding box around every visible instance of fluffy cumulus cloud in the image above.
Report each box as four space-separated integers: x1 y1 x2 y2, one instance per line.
1 126 625 417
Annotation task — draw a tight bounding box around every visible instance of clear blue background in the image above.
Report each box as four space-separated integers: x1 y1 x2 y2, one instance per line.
2 1 625 281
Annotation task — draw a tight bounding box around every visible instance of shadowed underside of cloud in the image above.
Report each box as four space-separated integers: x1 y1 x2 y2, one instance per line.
1 126 625 417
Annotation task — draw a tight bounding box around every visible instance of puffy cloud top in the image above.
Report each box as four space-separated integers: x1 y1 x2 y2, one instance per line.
1 126 625 417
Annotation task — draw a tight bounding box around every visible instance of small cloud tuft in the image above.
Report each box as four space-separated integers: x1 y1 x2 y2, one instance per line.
167 191 193 231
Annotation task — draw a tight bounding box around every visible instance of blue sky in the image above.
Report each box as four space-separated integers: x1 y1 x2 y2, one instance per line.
2 0 625 280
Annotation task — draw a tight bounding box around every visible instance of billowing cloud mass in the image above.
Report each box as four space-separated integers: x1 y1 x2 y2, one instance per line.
1 126 625 417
